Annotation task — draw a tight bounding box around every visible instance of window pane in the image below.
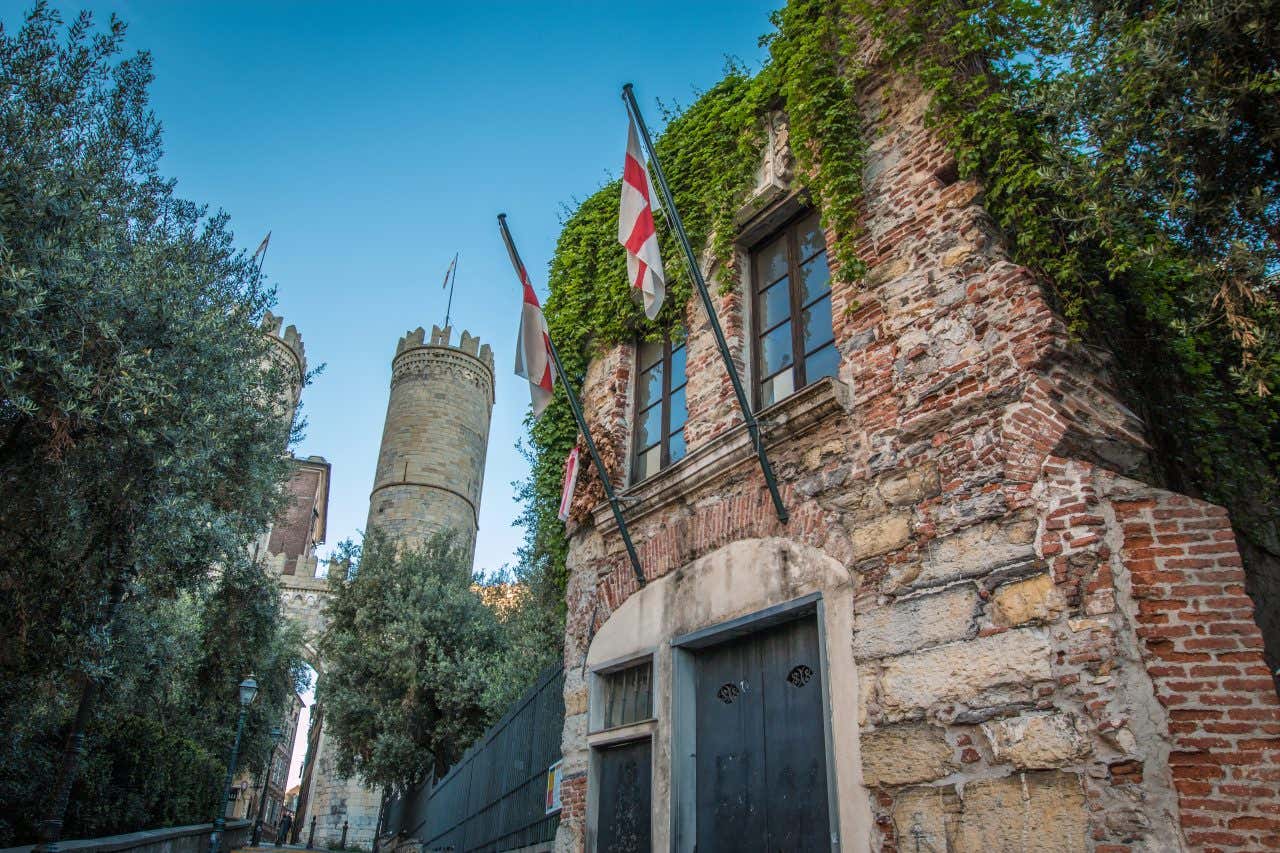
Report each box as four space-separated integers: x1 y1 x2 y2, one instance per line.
798 251 831 306
634 444 661 481
636 404 662 449
638 339 663 369
670 343 687 389
757 276 791 331
759 321 794 377
669 385 687 432
757 233 789 286
760 368 795 408
601 661 653 729
637 363 663 411
798 214 826 261
800 294 834 354
805 342 840 383
669 429 686 462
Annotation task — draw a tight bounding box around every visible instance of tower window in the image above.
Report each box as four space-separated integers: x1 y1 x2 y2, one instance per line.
632 337 688 482
751 211 837 408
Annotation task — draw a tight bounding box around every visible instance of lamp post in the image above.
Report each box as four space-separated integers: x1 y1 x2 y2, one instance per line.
210 674 258 853
251 725 284 846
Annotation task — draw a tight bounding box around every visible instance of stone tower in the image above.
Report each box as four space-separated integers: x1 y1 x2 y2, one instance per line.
365 324 495 558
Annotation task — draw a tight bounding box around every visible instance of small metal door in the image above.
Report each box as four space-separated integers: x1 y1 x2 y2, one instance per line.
694 616 829 852
597 738 652 852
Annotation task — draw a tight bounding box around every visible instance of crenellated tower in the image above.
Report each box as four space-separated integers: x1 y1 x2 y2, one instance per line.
366 323 495 560
261 310 307 429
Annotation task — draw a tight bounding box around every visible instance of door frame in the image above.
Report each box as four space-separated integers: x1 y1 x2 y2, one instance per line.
669 592 841 852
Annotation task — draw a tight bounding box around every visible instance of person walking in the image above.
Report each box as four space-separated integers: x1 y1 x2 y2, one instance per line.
275 812 293 847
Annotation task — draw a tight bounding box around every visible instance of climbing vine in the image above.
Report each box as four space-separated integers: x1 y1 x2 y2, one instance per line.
845 0 1280 544
514 0 1280 650
511 1 871 625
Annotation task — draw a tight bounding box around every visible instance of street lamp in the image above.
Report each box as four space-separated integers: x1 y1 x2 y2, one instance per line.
210 674 258 853
251 725 285 845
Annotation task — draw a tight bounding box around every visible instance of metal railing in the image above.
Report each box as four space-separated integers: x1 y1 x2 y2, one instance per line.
384 665 565 852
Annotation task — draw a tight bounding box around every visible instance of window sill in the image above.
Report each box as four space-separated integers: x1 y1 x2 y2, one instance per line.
592 376 850 533
587 717 658 747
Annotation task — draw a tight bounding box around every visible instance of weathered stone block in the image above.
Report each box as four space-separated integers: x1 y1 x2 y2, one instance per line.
890 771 1088 853
878 629 1052 717
890 785 961 850
991 573 1065 627
861 722 957 786
955 771 1088 852
981 712 1091 769
877 462 941 507
564 686 588 717
917 518 1037 587
846 512 912 561
854 584 978 659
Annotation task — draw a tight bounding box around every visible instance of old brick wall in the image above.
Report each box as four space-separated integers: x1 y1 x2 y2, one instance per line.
266 457 328 575
1112 486 1280 848
552 44 1278 853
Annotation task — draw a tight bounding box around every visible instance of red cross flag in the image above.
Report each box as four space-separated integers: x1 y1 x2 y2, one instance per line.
505 226 556 418
557 446 580 523
619 115 665 320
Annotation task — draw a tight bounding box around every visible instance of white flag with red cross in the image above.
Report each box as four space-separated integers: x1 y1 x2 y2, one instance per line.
558 446 580 523
619 115 665 320
505 229 556 418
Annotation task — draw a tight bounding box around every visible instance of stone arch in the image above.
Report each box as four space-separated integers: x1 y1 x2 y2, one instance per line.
579 537 871 852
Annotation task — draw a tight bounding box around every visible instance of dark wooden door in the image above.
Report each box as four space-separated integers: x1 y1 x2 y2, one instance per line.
694 617 830 852
597 738 652 853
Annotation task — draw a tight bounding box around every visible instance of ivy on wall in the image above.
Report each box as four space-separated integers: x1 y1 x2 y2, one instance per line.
512 0 868 618
846 0 1280 547
512 0 1280 647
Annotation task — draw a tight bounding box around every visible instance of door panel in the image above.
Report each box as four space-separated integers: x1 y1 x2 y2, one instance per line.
694 616 830 852
761 617 830 851
597 739 652 853
695 638 768 852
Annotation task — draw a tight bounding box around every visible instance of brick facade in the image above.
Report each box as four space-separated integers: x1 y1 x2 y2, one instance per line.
551 49 1279 853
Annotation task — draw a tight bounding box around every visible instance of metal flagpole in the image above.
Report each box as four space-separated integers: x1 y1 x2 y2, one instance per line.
498 214 647 588
444 252 459 329
621 83 789 524
253 231 271 287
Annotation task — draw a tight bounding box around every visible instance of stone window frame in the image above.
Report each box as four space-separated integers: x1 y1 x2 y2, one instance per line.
748 208 837 410
631 335 689 484
585 651 659 851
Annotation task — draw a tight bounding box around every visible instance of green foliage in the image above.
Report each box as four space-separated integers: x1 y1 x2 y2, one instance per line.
0 556 309 843
511 8 868 656
512 0 1279 669
847 0 1280 540
318 530 506 792
0 5 309 841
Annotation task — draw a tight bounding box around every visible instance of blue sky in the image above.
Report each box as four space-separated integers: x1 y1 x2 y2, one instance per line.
9 0 778 577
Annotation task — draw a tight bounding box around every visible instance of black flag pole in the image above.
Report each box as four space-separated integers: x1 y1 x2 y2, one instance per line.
497 213 647 588
622 83 789 524
443 252 459 329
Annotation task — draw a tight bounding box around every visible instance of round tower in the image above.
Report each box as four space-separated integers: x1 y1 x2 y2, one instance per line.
262 310 307 435
366 324 494 561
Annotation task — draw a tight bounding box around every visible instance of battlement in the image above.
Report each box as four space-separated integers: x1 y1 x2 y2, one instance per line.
262 310 307 374
395 324 494 370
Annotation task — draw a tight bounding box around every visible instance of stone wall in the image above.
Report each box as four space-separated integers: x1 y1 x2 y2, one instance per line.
551 46 1280 853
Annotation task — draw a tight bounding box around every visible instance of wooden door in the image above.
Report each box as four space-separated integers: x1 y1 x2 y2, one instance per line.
694 617 830 852
597 739 652 852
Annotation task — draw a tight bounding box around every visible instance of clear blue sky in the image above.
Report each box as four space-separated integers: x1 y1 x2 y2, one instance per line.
9 1 779 576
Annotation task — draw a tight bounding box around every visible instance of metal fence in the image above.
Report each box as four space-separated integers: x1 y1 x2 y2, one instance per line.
384 664 565 852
